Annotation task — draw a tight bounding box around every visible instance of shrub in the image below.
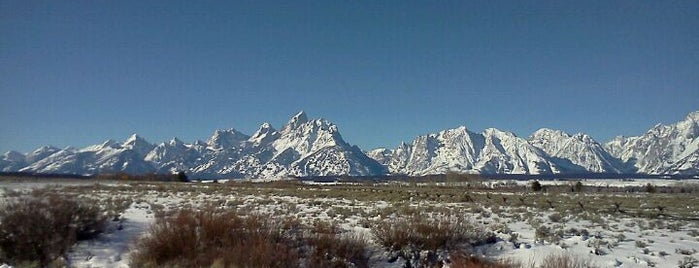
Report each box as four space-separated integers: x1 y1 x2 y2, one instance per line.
535 225 564 244
548 212 563 223
176 171 189 182
531 180 543 192
449 250 515 268
539 252 595 268
0 192 107 266
645 183 657 193
679 256 699 268
131 208 299 267
307 233 371 268
635 240 648 248
371 214 495 267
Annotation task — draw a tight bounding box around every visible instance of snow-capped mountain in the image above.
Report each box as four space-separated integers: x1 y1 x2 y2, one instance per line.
3 110 699 177
189 111 386 178
6 112 386 178
366 148 392 166
528 128 625 173
370 111 698 176
378 126 563 176
0 151 27 172
144 138 205 174
604 111 699 174
21 135 157 175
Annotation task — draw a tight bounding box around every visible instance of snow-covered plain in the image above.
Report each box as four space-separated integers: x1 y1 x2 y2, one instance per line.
2 178 699 267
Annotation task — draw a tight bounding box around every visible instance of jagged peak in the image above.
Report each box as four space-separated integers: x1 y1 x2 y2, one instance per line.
214 128 245 135
369 147 389 153
124 134 150 145
208 128 249 148
686 111 699 121
483 128 516 138
571 133 597 144
286 111 309 129
210 128 249 140
3 150 25 159
168 137 184 146
252 122 276 136
260 122 274 130
531 128 570 138
250 122 279 145
444 126 470 134
34 145 56 151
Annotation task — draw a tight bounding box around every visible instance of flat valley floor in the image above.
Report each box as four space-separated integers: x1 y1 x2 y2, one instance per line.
1 177 699 267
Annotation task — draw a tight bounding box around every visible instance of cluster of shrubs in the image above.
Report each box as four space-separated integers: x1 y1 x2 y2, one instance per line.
0 191 109 267
370 213 497 267
130 208 371 268
132 208 506 268
0 188 600 268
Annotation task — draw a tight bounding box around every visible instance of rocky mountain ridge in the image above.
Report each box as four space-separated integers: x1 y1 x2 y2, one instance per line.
2 111 698 178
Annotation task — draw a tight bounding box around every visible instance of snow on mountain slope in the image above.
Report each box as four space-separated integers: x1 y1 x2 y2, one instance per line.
664 148 699 175
0 151 27 172
185 111 386 178
529 128 625 173
605 111 699 174
395 127 482 175
20 135 157 175
366 148 392 166
262 111 386 177
385 126 561 176
474 128 559 174
145 138 203 174
26 146 61 164
6 110 699 177
15 111 386 178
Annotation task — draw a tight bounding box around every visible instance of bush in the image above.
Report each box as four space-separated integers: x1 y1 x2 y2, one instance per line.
176 171 188 182
548 212 563 223
449 251 515 268
371 214 495 267
539 252 595 268
0 192 107 266
131 208 370 268
307 233 371 268
535 225 564 244
645 183 657 193
531 180 543 192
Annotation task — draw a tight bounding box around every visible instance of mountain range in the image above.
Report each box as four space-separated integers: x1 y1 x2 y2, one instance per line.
2 111 698 178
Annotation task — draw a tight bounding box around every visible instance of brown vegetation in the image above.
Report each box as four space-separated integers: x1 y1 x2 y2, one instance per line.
130 207 371 268
0 191 108 267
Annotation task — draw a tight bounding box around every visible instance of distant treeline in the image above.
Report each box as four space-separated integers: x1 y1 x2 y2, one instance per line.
0 171 187 182
0 172 92 180
2 171 697 183
296 172 699 183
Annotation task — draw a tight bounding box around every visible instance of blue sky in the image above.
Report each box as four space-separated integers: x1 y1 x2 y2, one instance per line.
1 1 697 153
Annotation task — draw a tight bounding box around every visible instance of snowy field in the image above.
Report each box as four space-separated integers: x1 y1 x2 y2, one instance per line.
1 178 699 267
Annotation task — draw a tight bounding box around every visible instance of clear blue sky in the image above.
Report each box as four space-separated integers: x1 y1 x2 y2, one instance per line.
1 0 697 153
